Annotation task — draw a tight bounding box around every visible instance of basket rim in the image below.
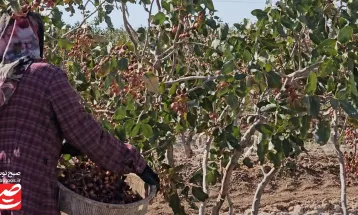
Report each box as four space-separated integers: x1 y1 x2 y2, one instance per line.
57 173 157 209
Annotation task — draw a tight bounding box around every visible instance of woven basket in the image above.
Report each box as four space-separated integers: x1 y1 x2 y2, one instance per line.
58 173 156 215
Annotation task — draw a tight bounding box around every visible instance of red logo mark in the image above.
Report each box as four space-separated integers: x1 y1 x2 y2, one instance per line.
0 184 21 210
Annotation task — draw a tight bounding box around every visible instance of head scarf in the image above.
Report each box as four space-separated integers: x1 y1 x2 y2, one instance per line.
0 9 44 111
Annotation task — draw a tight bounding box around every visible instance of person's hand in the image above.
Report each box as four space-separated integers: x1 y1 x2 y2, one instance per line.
137 165 160 193
61 140 83 157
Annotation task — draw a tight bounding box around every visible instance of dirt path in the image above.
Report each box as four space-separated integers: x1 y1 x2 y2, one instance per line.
147 140 358 215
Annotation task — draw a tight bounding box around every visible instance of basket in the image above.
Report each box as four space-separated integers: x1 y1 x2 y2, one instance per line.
58 173 157 215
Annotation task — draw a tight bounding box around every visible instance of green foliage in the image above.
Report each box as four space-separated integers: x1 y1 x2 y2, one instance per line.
41 0 358 213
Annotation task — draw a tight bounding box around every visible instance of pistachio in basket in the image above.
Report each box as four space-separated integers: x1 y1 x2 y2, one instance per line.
58 160 143 204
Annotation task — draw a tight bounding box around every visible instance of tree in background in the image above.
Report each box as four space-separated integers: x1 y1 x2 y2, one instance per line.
5 0 358 214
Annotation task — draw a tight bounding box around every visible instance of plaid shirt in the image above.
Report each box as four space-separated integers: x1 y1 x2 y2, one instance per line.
0 62 147 215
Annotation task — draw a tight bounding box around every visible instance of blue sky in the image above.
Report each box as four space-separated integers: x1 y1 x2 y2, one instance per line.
61 0 278 29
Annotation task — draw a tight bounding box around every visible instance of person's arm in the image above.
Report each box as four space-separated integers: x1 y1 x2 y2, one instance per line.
48 67 146 175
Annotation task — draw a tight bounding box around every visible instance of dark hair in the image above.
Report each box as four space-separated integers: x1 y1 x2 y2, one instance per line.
28 12 44 58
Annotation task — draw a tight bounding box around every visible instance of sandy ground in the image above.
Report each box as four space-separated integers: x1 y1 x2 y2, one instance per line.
147 138 358 215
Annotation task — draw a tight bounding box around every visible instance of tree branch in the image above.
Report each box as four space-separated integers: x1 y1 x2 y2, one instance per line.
285 60 324 78
141 0 155 57
160 48 176 61
274 77 291 101
218 105 230 123
234 98 247 127
331 109 348 215
156 18 182 62
251 166 279 215
120 1 153 67
166 144 174 167
164 75 217 86
168 52 177 79
142 141 170 156
243 133 259 158
177 41 224 56
159 46 175 59
121 1 140 58
128 21 139 40
93 109 115 114
211 118 263 215
156 0 161 10
289 43 297 59
339 117 348 138
199 136 213 215
62 1 105 38
180 131 193 158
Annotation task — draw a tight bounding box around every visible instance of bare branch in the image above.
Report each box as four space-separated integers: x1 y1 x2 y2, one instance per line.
186 75 217 93
93 109 115 114
173 21 182 45
120 1 153 67
160 48 176 61
164 75 217 86
142 142 170 156
121 1 140 57
159 46 175 59
289 43 297 59
339 116 348 138
285 60 324 78
142 4 150 13
142 0 155 57
168 52 177 79
156 0 161 11
62 1 105 38
136 110 145 124
50 0 105 53
217 105 230 124
274 77 291 101
128 21 139 41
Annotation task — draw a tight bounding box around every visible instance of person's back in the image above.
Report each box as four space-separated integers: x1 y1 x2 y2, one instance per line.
0 9 159 215
0 62 65 214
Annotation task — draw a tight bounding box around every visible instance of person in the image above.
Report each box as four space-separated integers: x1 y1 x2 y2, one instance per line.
0 6 159 215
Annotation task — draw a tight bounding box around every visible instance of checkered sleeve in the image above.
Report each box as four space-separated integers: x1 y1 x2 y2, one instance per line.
48 68 147 175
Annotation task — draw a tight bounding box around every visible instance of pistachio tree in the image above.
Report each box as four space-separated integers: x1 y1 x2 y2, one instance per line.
4 0 358 214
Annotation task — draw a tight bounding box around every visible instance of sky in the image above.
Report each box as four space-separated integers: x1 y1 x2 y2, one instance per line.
61 0 278 29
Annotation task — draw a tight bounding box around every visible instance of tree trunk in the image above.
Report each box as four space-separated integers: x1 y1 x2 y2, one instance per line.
251 167 279 215
199 136 213 215
211 119 262 215
331 110 348 215
227 194 234 215
181 132 194 158
166 144 175 167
